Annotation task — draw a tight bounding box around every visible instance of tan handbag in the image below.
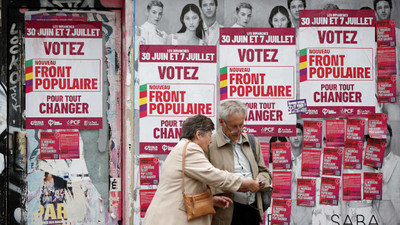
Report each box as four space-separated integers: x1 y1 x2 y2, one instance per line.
182 141 216 221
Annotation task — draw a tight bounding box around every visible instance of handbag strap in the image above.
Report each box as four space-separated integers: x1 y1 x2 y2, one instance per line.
181 141 191 195
247 133 258 163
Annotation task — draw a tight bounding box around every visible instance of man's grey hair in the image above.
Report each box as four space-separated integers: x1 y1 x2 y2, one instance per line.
219 100 247 122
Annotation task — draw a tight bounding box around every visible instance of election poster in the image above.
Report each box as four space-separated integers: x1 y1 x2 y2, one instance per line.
342 173 362 201
297 178 316 207
25 21 103 129
343 141 363 169
377 47 397 76
272 142 291 170
363 172 383 200
301 149 322 177
271 199 292 225
59 132 79 159
377 76 397 103
322 148 342 176
376 20 396 48
364 138 386 168
139 189 156 218
272 171 292 199
138 45 217 154
219 28 296 136
326 119 345 147
368 113 388 139
40 132 60 160
303 120 323 148
299 10 377 118
261 142 270 168
139 158 159 186
320 176 340 205
345 118 365 142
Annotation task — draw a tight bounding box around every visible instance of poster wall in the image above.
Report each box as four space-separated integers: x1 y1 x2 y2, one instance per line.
134 1 400 224
299 10 377 118
25 21 103 129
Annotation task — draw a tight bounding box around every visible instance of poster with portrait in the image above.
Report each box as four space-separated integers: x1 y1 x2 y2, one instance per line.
138 45 217 154
299 10 377 118
25 21 103 129
219 27 296 136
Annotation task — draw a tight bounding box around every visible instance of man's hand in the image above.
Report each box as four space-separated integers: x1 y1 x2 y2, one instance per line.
213 196 233 209
256 177 266 190
238 178 259 192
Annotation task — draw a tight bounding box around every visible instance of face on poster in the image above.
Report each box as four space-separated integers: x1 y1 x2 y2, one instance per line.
25 21 103 129
139 45 217 154
219 28 296 136
299 10 377 118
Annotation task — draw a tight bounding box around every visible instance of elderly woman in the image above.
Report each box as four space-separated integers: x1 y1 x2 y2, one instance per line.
143 115 259 225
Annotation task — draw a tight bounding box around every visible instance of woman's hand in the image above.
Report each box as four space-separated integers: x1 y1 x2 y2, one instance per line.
213 196 233 209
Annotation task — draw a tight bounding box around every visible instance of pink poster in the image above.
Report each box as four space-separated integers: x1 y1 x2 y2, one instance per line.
368 113 388 139
301 149 322 177
346 118 365 142
377 75 397 103
271 199 292 225
261 142 270 168
363 172 383 200
40 132 60 159
303 120 323 148
322 148 343 176
326 119 345 147
343 141 363 169
364 139 386 168
140 158 159 185
377 47 397 76
140 189 157 218
272 142 292 170
343 173 362 201
320 176 340 205
297 178 316 207
272 171 292 199
376 20 396 47
59 132 79 159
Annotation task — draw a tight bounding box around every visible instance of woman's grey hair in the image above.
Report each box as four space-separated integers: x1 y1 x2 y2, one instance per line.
180 114 215 140
219 100 247 123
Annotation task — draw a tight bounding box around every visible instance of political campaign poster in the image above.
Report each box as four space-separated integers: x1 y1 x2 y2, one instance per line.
363 172 383 200
297 178 316 207
272 142 291 170
377 75 397 103
326 119 345 147
343 141 363 169
59 132 79 159
368 113 388 139
40 132 60 160
376 20 396 48
272 171 292 199
342 173 362 201
271 199 292 225
345 118 365 142
25 21 103 129
301 149 322 177
364 138 386 168
139 189 157 218
219 27 296 136
138 45 217 154
303 120 323 148
139 158 159 186
322 148 343 176
320 176 340 205
299 10 377 118
377 47 397 76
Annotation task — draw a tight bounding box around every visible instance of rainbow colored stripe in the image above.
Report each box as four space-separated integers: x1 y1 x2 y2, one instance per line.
25 60 33 93
139 84 147 118
220 67 228 101
299 48 307 82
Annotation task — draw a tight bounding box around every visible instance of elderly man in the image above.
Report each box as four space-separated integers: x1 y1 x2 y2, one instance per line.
206 100 271 225
199 0 222 45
